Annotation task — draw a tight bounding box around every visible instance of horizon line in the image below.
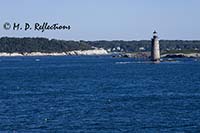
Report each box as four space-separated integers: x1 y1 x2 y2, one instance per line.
1 36 200 42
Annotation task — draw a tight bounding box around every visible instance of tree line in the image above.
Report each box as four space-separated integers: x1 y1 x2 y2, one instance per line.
0 37 200 53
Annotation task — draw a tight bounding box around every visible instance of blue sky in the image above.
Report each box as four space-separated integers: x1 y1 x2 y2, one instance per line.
0 0 200 40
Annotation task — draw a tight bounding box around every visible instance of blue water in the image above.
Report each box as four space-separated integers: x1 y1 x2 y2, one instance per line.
0 56 200 132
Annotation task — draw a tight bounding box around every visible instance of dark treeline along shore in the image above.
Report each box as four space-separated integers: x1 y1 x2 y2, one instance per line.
0 37 200 53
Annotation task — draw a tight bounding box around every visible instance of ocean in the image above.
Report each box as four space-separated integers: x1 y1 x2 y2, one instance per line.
0 56 200 132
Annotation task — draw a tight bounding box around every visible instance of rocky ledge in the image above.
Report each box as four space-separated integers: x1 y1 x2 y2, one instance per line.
161 53 200 58
0 48 108 57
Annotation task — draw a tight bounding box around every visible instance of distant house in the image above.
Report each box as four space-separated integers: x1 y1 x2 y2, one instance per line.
139 47 145 51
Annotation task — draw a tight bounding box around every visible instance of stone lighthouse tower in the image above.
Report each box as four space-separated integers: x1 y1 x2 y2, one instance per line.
151 31 160 62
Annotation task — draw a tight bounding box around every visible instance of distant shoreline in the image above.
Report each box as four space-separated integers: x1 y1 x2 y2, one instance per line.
114 52 200 58
0 51 199 59
0 48 109 57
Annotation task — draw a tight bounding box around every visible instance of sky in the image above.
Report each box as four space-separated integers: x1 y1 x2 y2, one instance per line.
0 0 200 40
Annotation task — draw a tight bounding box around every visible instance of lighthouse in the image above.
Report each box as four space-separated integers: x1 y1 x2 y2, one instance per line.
151 31 160 62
